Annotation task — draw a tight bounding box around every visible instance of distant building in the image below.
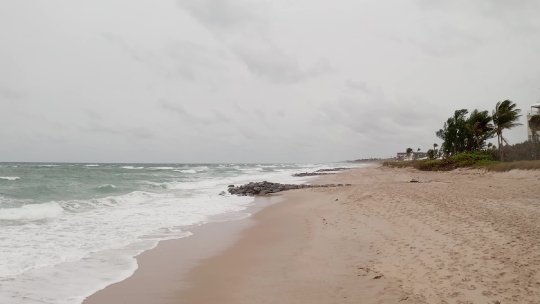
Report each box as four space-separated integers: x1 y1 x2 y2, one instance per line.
527 102 540 141
396 152 407 159
396 152 427 160
414 152 427 159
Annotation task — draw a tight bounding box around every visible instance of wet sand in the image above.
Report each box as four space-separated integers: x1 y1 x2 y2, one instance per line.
85 165 540 303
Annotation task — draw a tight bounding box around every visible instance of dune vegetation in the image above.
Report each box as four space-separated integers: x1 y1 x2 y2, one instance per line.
385 99 540 171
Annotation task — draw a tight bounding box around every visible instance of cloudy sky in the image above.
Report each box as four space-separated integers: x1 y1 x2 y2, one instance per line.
1 0 539 163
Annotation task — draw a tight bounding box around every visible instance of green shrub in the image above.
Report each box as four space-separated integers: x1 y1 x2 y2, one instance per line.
450 152 495 167
384 152 500 171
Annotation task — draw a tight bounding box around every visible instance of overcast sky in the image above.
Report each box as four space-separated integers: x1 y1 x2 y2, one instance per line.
1 1 539 163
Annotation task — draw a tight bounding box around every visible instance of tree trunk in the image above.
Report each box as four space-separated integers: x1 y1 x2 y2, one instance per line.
498 133 504 162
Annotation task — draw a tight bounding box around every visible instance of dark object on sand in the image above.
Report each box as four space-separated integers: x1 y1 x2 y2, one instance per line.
228 181 350 197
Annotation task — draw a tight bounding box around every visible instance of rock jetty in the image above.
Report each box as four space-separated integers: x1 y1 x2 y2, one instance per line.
292 172 335 177
315 167 351 172
227 181 351 196
291 167 352 177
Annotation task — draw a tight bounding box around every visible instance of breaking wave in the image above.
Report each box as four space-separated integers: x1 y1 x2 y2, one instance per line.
0 202 63 220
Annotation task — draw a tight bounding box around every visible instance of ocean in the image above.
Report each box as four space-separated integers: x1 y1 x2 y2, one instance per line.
0 162 358 304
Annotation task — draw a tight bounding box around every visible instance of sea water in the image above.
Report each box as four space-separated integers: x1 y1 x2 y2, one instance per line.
0 162 358 304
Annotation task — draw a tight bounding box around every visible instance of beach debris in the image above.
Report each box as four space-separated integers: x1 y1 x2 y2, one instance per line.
227 181 350 196
228 185 234 187
219 191 226 196
373 275 383 279
410 178 419 183
335 199 338 201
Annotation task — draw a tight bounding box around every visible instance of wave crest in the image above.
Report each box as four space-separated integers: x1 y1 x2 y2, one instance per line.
0 202 63 220
94 184 117 192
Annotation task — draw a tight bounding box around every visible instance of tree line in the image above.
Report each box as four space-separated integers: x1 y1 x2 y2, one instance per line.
426 100 523 162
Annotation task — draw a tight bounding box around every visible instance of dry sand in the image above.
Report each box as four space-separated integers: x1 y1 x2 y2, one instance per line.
85 165 540 304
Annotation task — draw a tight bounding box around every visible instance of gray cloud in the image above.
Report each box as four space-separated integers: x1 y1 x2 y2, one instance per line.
345 80 372 94
1 0 539 162
158 99 189 116
176 0 261 30
0 85 24 101
84 110 103 121
177 0 333 84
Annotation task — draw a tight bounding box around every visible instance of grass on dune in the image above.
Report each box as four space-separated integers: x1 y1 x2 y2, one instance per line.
484 160 540 172
384 153 540 172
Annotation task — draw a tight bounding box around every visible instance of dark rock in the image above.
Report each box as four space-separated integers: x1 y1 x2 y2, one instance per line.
226 181 352 197
292 172 336 177
315 167 351 172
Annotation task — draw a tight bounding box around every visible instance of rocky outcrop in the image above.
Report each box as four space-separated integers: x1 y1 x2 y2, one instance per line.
227 181 351 196
292 172 335 177
291 167 352 177
315 168 351 172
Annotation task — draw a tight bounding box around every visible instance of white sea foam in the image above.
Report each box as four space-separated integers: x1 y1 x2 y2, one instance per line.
121 166 144 170
85 164 99 167
235 166 263 172
148 167 174 170
96 184 117 191
0 190 255 303
0 176 20 181
257 164 277 168
0 162 361 304
174 169 197 174
0 202 63 220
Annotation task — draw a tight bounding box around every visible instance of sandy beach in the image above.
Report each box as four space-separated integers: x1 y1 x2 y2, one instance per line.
85 165 540 304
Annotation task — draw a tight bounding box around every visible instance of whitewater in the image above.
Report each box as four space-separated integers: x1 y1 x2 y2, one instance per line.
0 162 358 304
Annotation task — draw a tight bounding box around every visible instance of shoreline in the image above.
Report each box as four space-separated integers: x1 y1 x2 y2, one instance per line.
83 194 286 304
85 165 540 303
83 168 355 304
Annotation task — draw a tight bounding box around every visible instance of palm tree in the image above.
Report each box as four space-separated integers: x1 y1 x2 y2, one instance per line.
492 100 522 161
529 114 540 141
406 148 413 159
529 114 540 159
466 109 494 151
427 149 436 160
433 143 439 159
